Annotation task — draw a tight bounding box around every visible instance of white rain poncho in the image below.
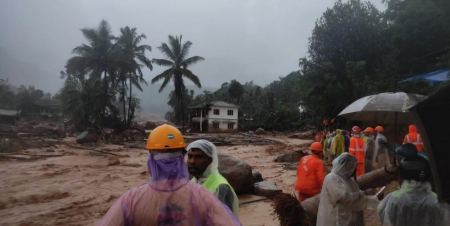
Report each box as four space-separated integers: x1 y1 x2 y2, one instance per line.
316 153 378 226
374 133 390 169
378 180 448 226
186 140 239 216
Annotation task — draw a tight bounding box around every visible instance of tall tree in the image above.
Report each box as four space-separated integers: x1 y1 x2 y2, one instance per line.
64 20 119 127
228 80 244 104
152 35 204 126
116 26 152 126
300 0 389 120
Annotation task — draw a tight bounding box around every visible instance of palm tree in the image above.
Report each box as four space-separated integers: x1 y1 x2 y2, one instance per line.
65 20 119 127
152 35 204 126
116 26 152 126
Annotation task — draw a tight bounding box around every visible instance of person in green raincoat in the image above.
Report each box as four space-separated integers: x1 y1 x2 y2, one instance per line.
331 129 345 158
186 139 239 216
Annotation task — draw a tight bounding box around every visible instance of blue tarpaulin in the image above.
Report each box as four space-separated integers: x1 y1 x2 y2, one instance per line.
400 69 450 85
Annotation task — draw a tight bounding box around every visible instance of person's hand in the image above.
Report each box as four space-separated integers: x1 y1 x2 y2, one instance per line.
376 191 384 200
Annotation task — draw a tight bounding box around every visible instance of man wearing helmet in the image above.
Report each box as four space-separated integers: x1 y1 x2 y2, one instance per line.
377 143 446 226
294 142 326 201
97 124 241 226
349 126 366 176
373 125 390 169
186 139 239 216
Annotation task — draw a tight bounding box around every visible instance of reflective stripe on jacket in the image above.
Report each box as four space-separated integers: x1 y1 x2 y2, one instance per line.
349 137 365 176
202 172 239 216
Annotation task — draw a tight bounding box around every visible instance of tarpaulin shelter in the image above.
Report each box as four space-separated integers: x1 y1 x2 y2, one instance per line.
400 69 450 86
410 84 450 203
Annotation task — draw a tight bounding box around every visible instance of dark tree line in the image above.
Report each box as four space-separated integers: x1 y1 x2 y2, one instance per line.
188 0 450 130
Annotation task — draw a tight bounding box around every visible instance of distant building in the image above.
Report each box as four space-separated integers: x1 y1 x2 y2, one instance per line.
189 101 238 132
0 109 19 124
28 99 61 118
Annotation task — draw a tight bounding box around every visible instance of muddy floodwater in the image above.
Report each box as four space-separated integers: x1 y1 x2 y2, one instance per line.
0 135 385 226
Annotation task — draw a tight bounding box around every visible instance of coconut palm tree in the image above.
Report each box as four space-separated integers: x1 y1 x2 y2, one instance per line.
64 20 119 127
152 35 204 126
116 26 152 126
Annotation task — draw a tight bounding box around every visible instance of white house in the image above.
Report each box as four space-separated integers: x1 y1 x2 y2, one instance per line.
189 101 239 132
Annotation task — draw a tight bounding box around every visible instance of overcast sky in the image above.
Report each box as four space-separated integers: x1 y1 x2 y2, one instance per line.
0 0 385 95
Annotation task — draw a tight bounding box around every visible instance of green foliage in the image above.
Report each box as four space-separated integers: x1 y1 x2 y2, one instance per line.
0 79 15 109
60 20 151 131
152 35 204 127
297 0 450 125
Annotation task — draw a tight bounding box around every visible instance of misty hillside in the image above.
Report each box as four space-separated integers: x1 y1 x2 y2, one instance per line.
136 83 215 121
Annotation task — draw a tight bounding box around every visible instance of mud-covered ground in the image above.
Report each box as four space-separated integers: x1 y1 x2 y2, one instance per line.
0 135 390 226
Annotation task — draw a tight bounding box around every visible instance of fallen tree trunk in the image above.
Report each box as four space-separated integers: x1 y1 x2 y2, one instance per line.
300 166 399 216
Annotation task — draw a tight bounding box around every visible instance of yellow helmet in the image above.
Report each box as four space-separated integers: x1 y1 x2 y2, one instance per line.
146 124 186 151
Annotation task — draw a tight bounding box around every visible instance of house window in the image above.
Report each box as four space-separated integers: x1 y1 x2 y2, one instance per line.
228 122 235 129
227 109 234 116
213 109 220 115
213 122 220 128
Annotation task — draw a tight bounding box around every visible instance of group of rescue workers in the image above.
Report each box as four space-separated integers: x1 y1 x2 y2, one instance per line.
295 124 449 226
97 123 448 226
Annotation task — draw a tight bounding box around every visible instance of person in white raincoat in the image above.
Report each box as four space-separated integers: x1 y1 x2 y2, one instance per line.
377 144 448 226
316 153 379 226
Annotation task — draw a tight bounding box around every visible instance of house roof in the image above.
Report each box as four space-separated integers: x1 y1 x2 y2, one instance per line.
0 109 19 116
189 101 238 109
209 101 238 108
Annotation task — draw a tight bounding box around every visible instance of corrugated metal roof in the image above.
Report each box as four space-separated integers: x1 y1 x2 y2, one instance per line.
189 101 239 109
209 101 238 108
0 109 19 116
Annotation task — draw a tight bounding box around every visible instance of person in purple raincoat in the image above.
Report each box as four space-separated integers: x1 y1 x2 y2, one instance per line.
97 124 241 226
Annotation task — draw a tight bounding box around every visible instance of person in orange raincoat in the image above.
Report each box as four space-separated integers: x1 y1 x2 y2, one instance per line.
403 124 424 152
349 126 366 176
295 142 326 201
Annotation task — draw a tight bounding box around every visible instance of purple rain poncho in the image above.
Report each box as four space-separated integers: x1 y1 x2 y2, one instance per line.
97 152 241 226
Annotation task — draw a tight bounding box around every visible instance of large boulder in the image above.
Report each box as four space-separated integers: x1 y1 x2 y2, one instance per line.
76 131 98 144
218 154 254 194
255 128 266 135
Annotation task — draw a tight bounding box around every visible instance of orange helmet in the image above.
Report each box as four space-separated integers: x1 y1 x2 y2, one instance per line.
364 127 374 134
375 126 384 133
310 142 323 153
352 126 361 133
146 124 186 151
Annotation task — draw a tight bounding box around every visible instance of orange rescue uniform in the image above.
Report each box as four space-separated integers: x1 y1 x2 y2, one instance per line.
403 125 424 152
349 136 365 176
295 154 325 201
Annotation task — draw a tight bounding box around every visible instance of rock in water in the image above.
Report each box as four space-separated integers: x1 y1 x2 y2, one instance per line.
255 128 266 135
218 154 254 194
254 181 282 197
252 171 264 183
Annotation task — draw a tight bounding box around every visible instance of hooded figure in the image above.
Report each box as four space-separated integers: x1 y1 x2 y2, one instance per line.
331 129 345 158
377 144 448 226
186 139 239 216
97 125 241 226
316 153 379 226
373 126 390 169
403 124 424 152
